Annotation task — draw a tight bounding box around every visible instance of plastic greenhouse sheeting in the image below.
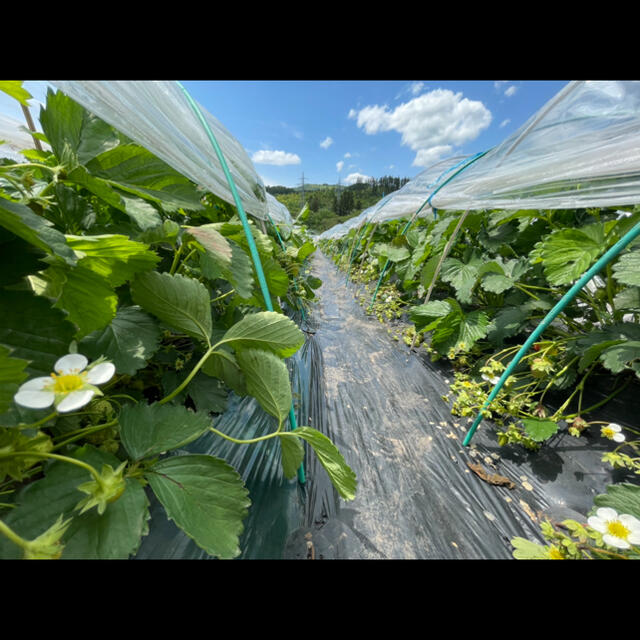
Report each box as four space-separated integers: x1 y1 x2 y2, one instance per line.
432 81 640 211
266 192 294 229
51 81 271 222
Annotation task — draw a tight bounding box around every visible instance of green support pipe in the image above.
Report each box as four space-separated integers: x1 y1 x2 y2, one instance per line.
463 219 640 447
177 81 305 484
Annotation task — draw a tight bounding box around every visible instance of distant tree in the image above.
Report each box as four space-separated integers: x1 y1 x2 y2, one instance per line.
308 194 320 212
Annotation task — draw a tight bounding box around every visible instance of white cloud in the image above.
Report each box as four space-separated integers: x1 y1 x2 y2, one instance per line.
500 118 511 128
344 172 372 186
344 152 352 158
320 136 333 149
494 81 508 90
349 88 492 168
336 160 344 172
504 85 518 97
348 108 358 119
251 150 301 166
410 82 425 95
413 145 454 168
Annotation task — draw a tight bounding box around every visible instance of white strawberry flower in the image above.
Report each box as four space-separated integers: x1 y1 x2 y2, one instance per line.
601 423 626 443
14 354 115 413
587 507 640 549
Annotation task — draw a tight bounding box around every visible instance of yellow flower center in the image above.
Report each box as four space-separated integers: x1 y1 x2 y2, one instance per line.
50 372 86 394
547 546 564 559
606 520 631 541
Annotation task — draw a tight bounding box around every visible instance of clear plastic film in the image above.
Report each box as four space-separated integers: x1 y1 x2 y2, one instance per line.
50 81 270 221
266 192 294 229
432 81 640 211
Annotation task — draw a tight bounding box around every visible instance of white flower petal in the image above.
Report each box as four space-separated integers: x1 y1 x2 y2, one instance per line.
613 433 626 443
54 353 88 375
603 533 630 549
18 376 55 392
86 362 115 385
608 423 622 431
56 389 95 413
587 516 606 532
596 507 618 521
14 388 55 409
619 514 640 531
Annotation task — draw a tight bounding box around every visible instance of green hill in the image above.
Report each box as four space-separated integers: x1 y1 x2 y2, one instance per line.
267 175 410 233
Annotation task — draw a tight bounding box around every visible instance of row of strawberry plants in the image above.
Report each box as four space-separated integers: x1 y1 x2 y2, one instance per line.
320 206 640 558
0 85 356 559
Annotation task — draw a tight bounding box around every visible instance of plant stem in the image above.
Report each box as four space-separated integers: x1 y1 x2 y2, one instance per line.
52 419 119 450
0 451 102 483
211 289 235 303
169 243 184 276
0 518 30 554
158 347 214 405
19 411 58 430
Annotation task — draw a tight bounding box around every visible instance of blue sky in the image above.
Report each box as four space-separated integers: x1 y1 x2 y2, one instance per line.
181 80 570 188
2 80 570 189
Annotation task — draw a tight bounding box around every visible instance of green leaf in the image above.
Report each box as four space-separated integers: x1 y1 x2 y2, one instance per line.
536 227 603 286
278 434 304 479
146 454 250 559
130 271 212 343
79 306 162 376
201 349 247 396
296 241 316 262
288 427 357 500
578 339 625 373
440 254 483 304
377 242 410 263
0 288 76 378
487 306 530 343
66 234 160 287
85 143 204 212
612 249 640 287
0 81 32 106
0 345 29 414
409 300 452 332
219 311 304 358
522 418 559 442
599 340 640 375
119 402 212 461
0 196 76 265
419 253 441 289
511 537 551 560
593 483 640 520
182 371 228 414
39 88 119 168
199 236 254 299
236 348 292 423
613 286 640 311
0 445 149 559
0 231 47 287
480 273 515 294
43 263 118 339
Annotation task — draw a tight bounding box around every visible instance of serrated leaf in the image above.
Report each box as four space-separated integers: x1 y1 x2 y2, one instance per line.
578 339 625 373
537 227 603 286
599 340 640 375
0 345 29 414
0 81 32 106
613 286 640 311
236 348 292 423
66 233 159 287
85 143 204 212
146 454 250 559
440 255 482 304
0 288 76 378
289 427 357 500
0 445 149 559
593 483 640 520
0 196 76 265
44 263 118 339
409 300 452 332
201 349 247 396
130 271 212 343
522 418 559 442
279 433 304 479
481 272 515 294
378 243 410 263
39 88 119 168
612 249 640 287
120 402 212 461
79 306 162 376
199 236 254 299
419 253 441 289
487 306 530 344
218 311 304 358
511 537 550 560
